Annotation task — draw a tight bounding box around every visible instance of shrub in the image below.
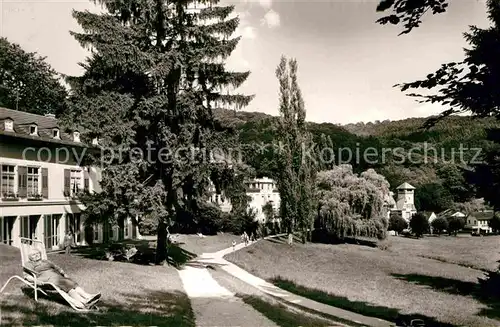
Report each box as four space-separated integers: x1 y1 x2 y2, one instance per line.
431 217 448 235
490 215 500 234
410 212 429 238
229 208 258 235
388 213 407 234
447 216 466 236
195 202 223 235
138 213 159 236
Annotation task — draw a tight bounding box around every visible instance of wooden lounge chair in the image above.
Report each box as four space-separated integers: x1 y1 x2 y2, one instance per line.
0 237 98 312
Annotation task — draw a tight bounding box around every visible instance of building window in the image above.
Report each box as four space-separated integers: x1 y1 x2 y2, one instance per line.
30 125 37 135
94 225 99 241
1 165 15 196
70 170 81 195
27 167 39 197
52 128 60 139
4 120 13 131
125 225 129 238
66 214 81 243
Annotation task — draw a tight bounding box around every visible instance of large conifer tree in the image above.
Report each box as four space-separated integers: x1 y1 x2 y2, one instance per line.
65 0 252 264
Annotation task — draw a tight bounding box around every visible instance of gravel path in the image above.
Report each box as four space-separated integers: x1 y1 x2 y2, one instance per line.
178 260 279 327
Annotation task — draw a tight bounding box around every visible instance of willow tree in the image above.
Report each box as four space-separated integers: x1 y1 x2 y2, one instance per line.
316 165 389 240
65 0 252 264
275 56 316 244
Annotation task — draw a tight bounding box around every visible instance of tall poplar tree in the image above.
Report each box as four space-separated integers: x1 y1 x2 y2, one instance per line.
65 0 252 264
275 56 316 244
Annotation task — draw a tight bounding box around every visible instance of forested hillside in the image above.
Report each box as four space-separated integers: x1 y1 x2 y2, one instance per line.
214 108 500 213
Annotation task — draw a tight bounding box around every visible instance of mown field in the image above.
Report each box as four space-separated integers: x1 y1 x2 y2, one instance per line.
225 235 500 327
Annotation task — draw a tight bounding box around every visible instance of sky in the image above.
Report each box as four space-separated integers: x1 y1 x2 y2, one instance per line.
0 0 491 124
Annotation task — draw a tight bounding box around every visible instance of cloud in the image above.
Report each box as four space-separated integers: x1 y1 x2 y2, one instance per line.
241 26 257 39
261 9 280 28
259 0 272 9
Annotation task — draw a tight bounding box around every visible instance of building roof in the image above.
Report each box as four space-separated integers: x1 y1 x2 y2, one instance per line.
437 209 466 218
0 107 87 147
396 182 415 190
469 211 495 221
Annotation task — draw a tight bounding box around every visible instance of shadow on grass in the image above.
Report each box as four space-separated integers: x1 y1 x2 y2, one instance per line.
71 240 196 268
416 255 491 272
1 289 195 327
271 277 458 327
236 293 333 327
311 229 379 247
392 273 500 321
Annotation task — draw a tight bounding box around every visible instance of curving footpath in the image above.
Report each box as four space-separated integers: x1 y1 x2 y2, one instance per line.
191 239 394 327
177 241 279 327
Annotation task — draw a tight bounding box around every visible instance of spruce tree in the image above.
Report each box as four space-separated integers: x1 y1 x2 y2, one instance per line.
65 0 252 264
275 56 316 244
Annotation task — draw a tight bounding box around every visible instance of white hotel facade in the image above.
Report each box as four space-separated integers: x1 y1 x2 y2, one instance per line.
208 176 281 223
0 107 140 251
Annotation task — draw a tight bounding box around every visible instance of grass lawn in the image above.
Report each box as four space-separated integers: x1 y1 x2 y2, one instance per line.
238 294 339 327
224 235 500 327
387 234 500 271
207 260 346 327
0 244 195 326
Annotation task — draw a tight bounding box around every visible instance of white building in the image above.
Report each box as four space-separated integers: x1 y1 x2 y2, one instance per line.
385 182 417 222
206 177 280 223
207 181 232 213
466 210 494 234
245 177 280 223
0 107 141 251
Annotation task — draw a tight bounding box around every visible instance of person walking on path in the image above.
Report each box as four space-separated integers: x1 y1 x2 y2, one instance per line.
241 232 249 246
63 230 75 255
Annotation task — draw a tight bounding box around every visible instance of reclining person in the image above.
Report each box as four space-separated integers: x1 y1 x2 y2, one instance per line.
25 249 101 309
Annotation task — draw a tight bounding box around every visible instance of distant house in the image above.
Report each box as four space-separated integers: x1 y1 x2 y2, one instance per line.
245 177 280 223
466 210 494 234
207 181 232 213
207 176 280 224
436 209 466 220
422 211 437 233
385 182 417 222
424 211 437 223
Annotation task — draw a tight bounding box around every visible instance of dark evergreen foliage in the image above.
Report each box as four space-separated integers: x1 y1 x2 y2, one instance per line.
409 212 429 238
65 0 252 264
0 37 68 115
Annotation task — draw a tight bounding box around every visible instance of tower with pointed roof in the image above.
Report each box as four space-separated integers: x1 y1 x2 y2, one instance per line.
395 182 417 221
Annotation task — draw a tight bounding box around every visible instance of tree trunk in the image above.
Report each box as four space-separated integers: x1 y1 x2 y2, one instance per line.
156 219 168 265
